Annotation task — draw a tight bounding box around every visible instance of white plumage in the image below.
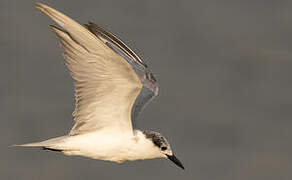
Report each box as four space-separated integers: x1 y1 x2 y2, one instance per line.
15 3 184 169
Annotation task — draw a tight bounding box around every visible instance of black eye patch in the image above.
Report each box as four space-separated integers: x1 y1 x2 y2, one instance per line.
149 73 156 82
161 146 167 151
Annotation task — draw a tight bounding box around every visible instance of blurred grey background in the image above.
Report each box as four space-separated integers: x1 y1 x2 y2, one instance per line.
1 0 292 179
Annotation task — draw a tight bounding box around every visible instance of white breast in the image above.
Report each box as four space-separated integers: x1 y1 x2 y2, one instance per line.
59 130 163 162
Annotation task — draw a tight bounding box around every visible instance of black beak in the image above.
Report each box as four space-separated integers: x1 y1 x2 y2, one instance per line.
166 154 185 170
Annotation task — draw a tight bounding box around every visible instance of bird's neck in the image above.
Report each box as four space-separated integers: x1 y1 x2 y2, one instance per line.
123 130 162 161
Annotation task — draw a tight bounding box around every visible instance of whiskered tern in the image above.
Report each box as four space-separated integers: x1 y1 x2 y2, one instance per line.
16 3 184 170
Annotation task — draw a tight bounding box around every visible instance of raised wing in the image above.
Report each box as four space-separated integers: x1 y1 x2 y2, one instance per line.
85 22 148 68
35 3 142 135
85 23 159 127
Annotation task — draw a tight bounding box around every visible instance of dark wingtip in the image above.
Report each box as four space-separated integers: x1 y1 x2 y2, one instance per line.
42 147 63 152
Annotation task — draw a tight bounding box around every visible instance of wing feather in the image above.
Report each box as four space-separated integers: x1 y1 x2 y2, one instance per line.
36 3 142 135
85 23 159 127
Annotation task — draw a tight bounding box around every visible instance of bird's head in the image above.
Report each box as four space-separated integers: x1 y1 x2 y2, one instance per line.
142 130 184 169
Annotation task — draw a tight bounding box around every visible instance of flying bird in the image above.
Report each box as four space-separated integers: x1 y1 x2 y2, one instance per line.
16 3 184 170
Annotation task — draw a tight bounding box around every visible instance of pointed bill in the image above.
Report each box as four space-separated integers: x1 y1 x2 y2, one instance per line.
166 154 185 170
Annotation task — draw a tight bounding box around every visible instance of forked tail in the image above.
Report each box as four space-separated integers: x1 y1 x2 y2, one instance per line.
12 136 68 151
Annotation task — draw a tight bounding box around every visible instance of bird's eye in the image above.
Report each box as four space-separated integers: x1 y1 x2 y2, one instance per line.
150 73 156 82
161 146 167 151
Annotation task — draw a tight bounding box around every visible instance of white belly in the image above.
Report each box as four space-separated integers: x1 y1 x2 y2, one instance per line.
58 130 162 162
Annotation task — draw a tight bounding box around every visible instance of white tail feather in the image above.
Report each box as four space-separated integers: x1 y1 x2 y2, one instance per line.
12 136 68 148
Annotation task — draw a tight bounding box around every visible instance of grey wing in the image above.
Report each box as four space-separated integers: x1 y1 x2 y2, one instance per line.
36 3 143 135
86 23 159 126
